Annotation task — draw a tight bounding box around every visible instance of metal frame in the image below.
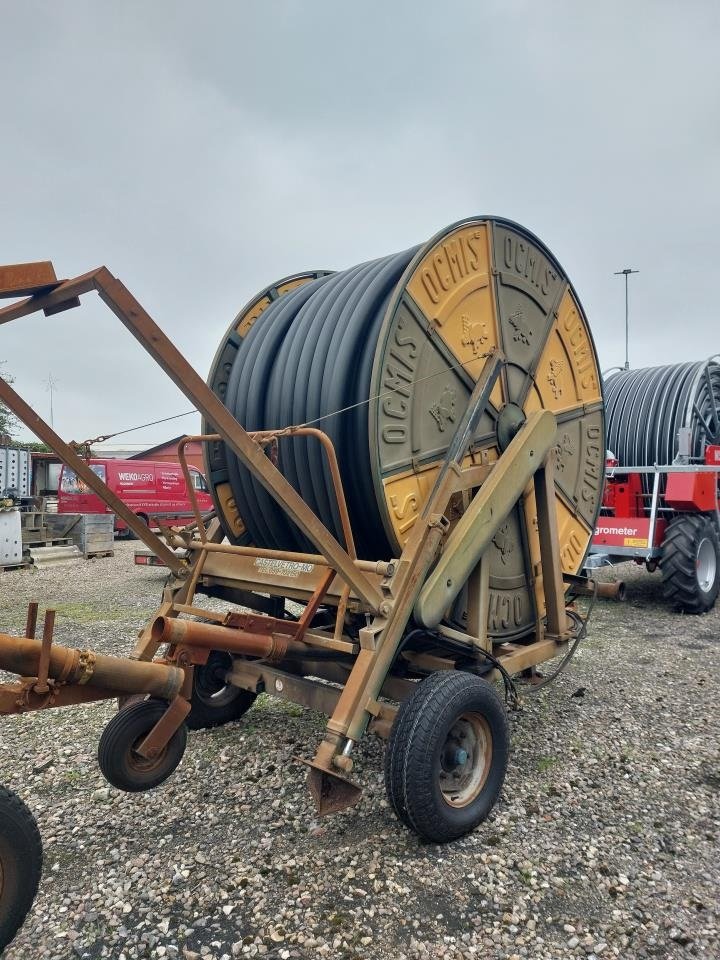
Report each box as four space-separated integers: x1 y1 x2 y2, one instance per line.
592 462 720 562
0 261 579 812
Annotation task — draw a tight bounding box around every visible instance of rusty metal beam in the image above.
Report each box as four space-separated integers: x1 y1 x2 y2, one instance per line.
0 375 185 573
0 270 99 323
226 662 399 739
136 694 191 759
0 680 121 715
0 632 185 704
313 351 504 769
534 454 571 637
493 637 568 674
415 410 557 628
0 261 59 298
91 268 383 611
0 262 383 606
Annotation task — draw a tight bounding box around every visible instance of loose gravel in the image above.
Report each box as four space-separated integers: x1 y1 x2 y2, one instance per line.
0 544 718 959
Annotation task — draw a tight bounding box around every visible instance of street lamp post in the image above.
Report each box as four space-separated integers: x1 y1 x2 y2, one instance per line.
614 268 639 370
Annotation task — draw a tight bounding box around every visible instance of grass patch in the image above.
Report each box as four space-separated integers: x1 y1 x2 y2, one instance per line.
536 755 558 773
254 692 313 719
49 602 146 624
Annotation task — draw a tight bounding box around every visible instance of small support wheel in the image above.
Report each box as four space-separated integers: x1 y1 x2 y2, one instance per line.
98 698 187 792
384 671 509 843
186 651 257 730
661 515 720 613
0 787 42 951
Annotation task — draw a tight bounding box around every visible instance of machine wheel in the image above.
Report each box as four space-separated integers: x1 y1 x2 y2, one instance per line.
186 651 257 730
384 671 509 843
660 515 720 613
98 698 187 792
0 787 42 952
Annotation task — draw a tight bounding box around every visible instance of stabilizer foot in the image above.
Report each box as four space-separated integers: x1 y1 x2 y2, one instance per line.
304 762 363 816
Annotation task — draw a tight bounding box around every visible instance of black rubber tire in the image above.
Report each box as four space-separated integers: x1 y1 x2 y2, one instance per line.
661 515 720 613
0 787 42 952
98 698 187 793
186 651 257 731
384 671 509 843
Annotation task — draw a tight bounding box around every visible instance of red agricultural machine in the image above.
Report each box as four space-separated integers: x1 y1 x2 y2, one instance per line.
589 361 720 612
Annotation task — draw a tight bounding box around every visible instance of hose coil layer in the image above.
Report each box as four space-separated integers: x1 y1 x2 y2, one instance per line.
605 360 720 472
205 217 605 640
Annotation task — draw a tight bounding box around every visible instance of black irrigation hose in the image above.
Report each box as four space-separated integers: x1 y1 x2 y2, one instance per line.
222 248 419 558
605 359 720 498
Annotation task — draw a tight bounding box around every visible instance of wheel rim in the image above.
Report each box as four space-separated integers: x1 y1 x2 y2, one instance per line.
129 735 170 776
195 652 238 708
696 537 716 593
438 712 492 807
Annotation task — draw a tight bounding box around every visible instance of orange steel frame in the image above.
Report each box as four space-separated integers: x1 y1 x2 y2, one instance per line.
0 261 576 811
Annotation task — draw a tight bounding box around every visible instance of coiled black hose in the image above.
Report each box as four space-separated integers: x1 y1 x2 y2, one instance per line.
222 248 419 558
605 360 720 467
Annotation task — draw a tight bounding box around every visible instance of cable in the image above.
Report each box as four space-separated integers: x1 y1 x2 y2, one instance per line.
105 410 197 439
524 583 598 694
78 410 197 448
398 628 521 709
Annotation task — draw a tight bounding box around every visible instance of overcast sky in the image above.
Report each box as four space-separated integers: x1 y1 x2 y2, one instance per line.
1 0 718 446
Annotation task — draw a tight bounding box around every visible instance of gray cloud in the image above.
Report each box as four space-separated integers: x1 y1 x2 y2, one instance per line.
2 0 718 445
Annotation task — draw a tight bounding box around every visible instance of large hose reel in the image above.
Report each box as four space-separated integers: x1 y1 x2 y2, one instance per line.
204 217 605 641
605 359 720 469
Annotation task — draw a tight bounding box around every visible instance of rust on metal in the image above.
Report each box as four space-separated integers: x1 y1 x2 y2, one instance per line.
177 436 210 541
136 694 192 760
305 763 363 817
0 261 59 298
0 255 593 827
0 631 185 703
24 601 38 640
84 266 383 611
152 615 300 661
33 608 55 695
0 269 98 323
0 376 186 573
0 678 122 715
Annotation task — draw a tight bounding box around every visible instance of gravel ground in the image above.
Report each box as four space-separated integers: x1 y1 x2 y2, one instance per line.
0 543 718 960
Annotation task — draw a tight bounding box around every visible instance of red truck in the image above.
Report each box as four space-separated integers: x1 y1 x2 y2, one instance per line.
58 459 213 536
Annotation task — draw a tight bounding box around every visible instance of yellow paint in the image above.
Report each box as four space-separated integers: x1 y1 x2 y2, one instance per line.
556 495 592 573
523 484 593 618
214 481 246 539
407 223 505 397
276 276 314 296
521 483 544 614
382 452 489 545
527 286 602 413
236 276 318 338
235 296 272 338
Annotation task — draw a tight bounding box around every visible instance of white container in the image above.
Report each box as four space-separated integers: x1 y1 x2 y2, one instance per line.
0 508 23 566
0 448 31 497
